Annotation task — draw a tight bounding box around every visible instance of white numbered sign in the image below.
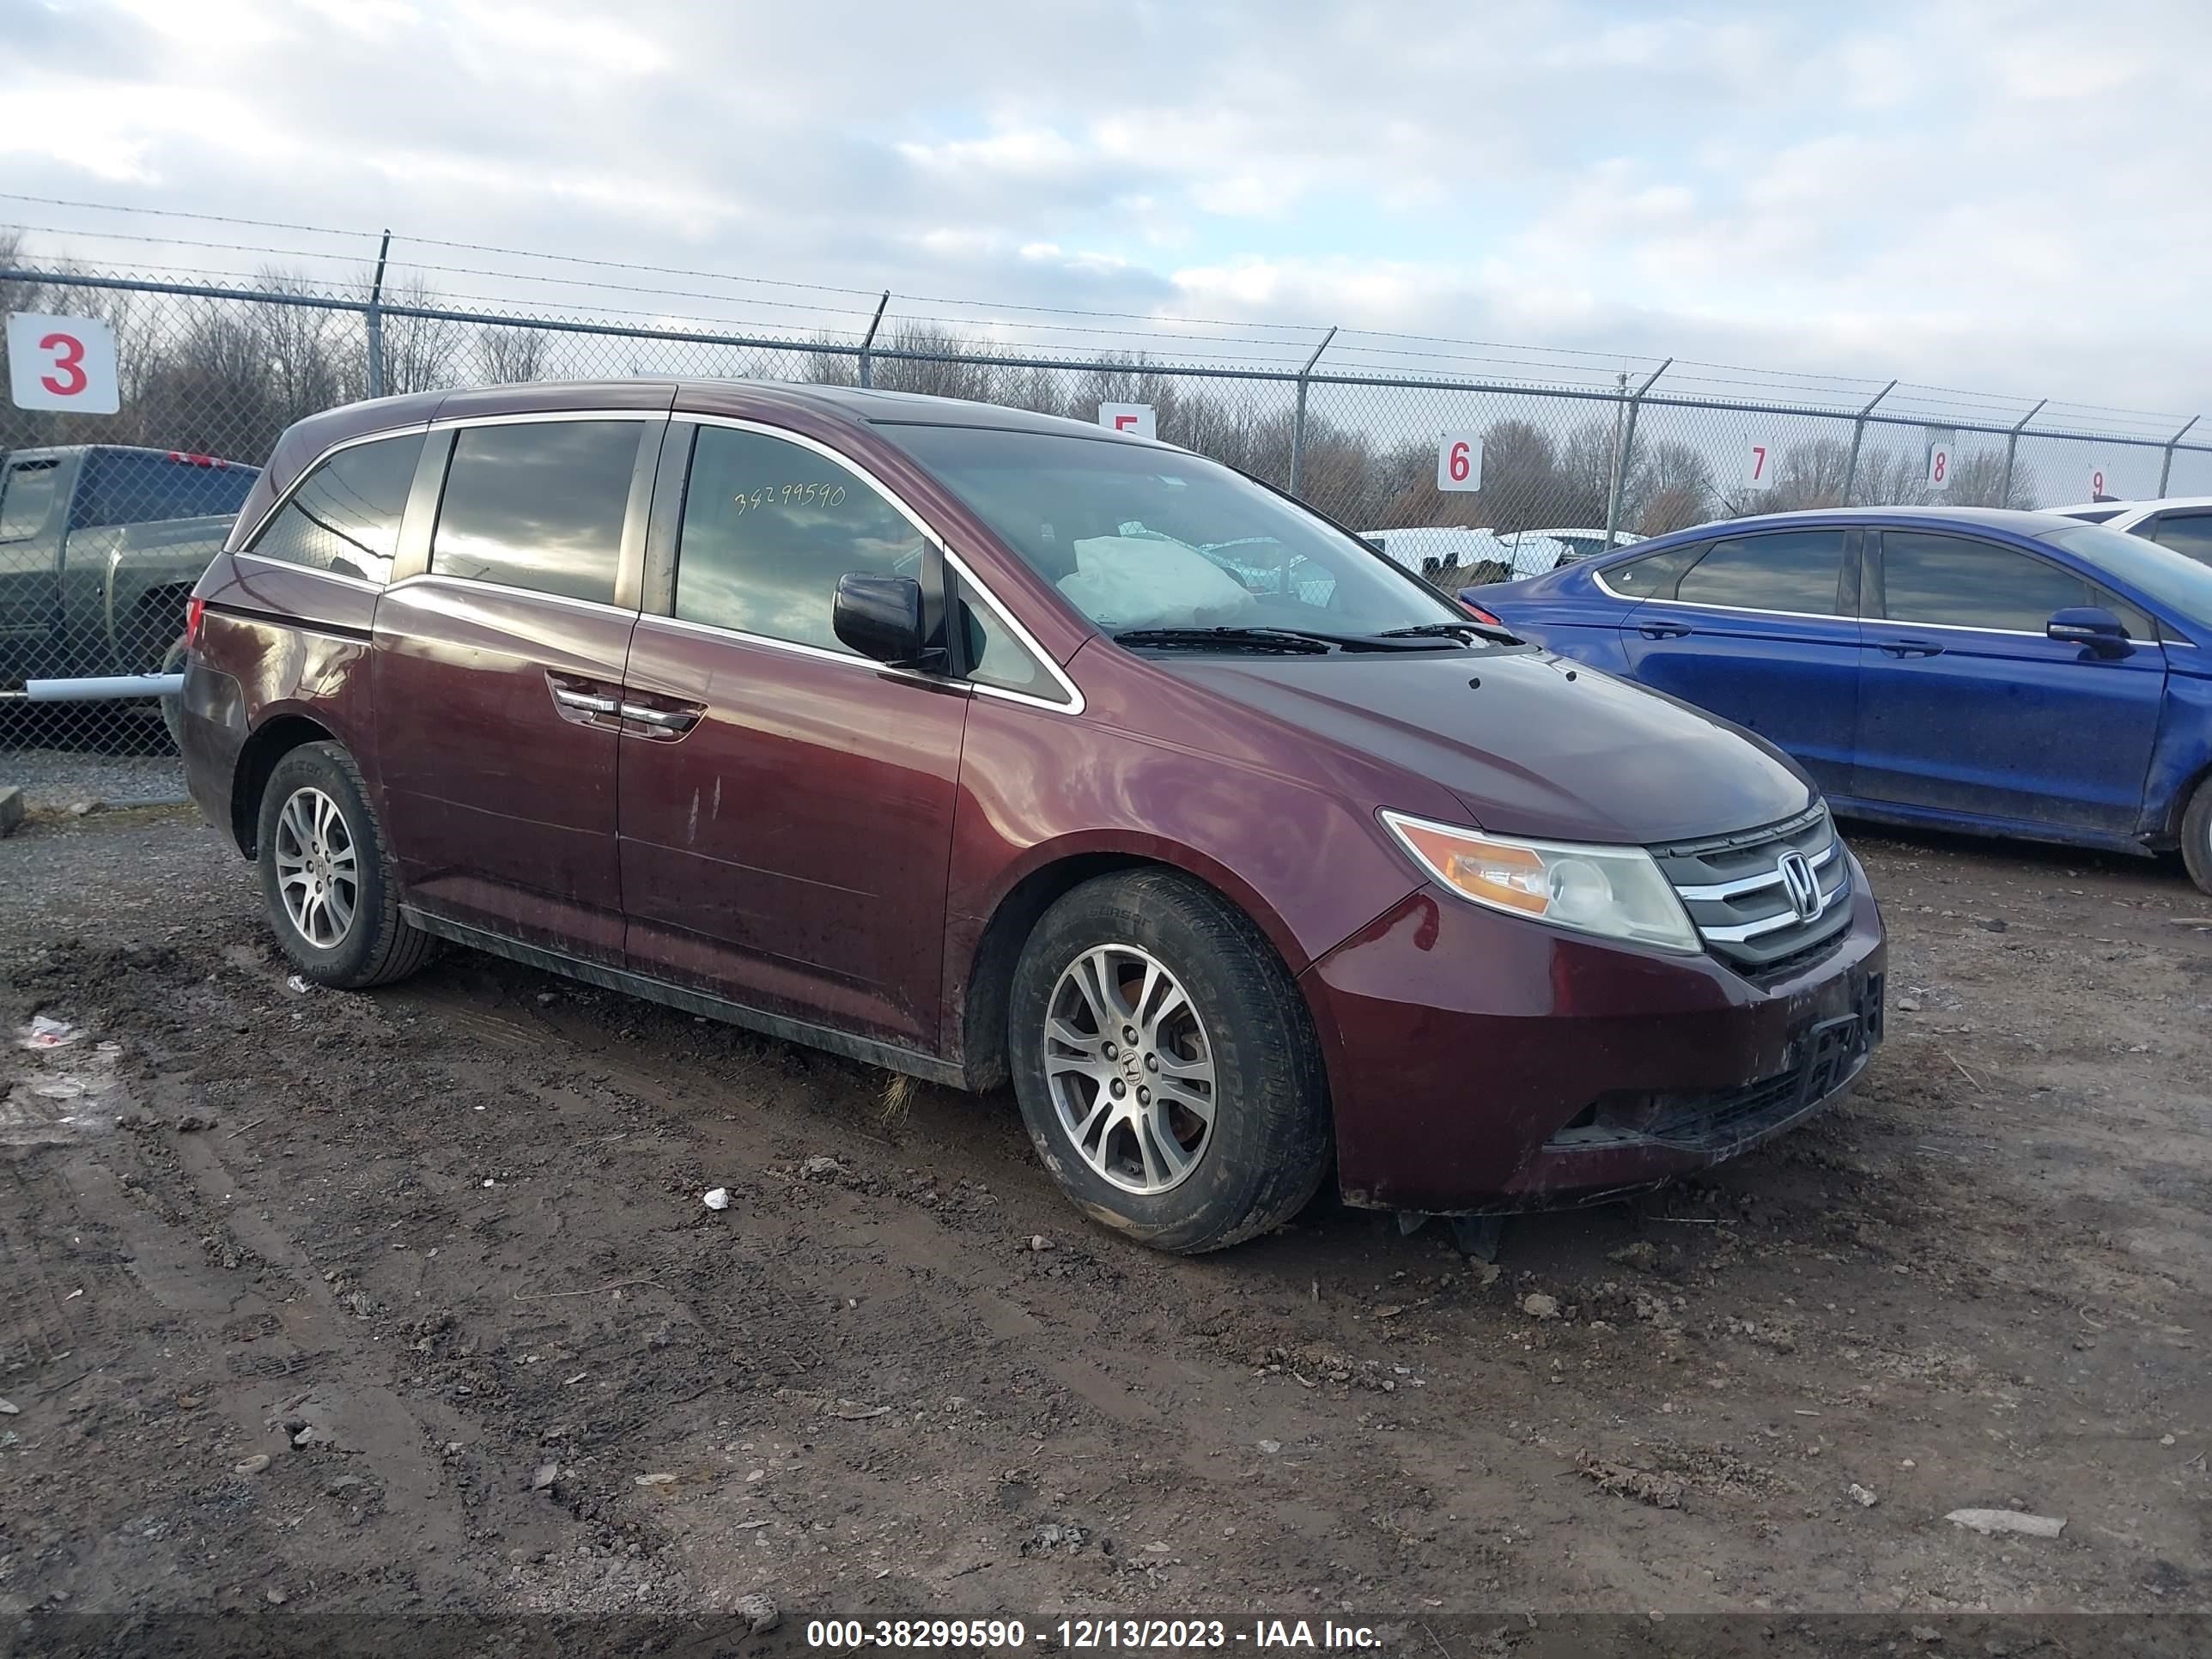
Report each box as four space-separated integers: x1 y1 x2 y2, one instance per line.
7 313 119 414
2087 462 2115 501
1925 442 1954 491
1098 402 1156 441
1740 434 1781 490
1436 432 1483 493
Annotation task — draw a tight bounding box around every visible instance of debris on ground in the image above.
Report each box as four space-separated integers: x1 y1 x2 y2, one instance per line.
1029 1234 1053 1251
1022 1522 1089 1554
1259 1438 1282 1455
530 1462 559 1492
232 1454 271 1476
635 1472 678 1486
801 1155 845 1178
702 1188 731 1211
1577 1457 1684 1509
1946 1508 2065 1538
20 1014 79 1050
735 1592 781 1633
285 974 310 994
1522 1292 1560 1319
0 1398 18 1415
1848 1484 1878 1507
1608 1241 1661 1270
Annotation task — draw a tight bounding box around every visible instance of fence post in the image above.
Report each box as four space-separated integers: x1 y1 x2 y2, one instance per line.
1603 359 1670 544
1843 380 1896 506
1287 325 1338 498
857 290 890 388
2160 416 2199 495
364 229 390 399
2000 398 2047 506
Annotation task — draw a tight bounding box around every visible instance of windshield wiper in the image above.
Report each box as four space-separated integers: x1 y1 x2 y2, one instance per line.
1115 624 1461 654
1376 620 1522 646
1111 627 1332 653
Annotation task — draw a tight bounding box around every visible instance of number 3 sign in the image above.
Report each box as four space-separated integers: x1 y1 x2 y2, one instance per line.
7 313 120 414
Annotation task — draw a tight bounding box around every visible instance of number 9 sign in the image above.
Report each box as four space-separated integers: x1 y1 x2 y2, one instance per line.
8 313 120 414
1436 431 1483 492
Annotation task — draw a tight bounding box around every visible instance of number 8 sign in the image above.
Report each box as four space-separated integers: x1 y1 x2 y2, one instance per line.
7 313 120 414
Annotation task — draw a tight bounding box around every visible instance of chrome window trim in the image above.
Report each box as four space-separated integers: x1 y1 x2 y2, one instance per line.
381 570 639 621
229 549 387 594
428 408 666 433
228 423 432 555
1673 839 1836 902
679 412 1085 715
1591 567 1849 623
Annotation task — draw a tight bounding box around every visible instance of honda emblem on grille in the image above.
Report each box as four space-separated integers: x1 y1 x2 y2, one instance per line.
1777 849 1820 922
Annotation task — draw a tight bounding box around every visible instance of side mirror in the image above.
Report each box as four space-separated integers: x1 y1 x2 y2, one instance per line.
833 574 943 671
2047 605 2133 659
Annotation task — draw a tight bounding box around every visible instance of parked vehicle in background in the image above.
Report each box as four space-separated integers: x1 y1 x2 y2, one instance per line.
2045 497 2212 567
179 380 1882 1252
1513 526 1643 562
0 444 259 688
1361 526 1572 584
1462 506 2212 891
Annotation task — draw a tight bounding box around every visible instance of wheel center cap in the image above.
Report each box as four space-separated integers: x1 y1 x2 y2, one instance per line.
1121 1051 1144 1084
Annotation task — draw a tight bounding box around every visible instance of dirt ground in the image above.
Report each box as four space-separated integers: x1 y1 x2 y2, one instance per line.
3 801 2210 1634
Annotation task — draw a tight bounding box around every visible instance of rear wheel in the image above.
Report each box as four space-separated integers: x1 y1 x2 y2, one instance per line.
1007 870 1331 1254
2183 776 2212 896
255 741 436 988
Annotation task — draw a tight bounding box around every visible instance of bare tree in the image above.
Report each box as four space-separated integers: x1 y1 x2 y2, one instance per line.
1479 419 1562 532
1633 440 1717 534
375 276 461 398
476 324 549 386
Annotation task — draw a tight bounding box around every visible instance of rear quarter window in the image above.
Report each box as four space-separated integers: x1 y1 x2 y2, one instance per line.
246 432 425 585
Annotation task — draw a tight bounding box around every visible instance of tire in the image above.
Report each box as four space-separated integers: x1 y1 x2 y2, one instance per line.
2184 776 2212 896
1007 869 1331 1254
254 741 436 989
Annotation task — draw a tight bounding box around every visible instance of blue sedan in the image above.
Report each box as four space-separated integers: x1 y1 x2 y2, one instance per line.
1461 507 2212 893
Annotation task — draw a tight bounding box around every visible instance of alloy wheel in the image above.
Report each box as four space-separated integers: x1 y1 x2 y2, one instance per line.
1042 943 1218 1194
271 786 358 950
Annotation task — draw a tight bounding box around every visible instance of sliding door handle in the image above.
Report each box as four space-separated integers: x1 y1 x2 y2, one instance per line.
550 685 619 714
619 701 700 732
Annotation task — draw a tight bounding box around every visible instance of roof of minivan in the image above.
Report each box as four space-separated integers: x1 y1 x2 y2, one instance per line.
229 378 1152 543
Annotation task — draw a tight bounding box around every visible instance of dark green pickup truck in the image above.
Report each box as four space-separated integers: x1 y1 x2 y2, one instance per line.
0 444 259 688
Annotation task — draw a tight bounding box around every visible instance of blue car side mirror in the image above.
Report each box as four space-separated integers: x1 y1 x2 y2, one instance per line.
2047 606 2134 659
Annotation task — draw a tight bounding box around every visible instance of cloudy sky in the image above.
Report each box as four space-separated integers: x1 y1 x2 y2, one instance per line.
5 0 2209 418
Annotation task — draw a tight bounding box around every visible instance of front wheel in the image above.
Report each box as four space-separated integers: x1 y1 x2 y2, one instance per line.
2183 776 2212 896
1007 870 1331 1254
255 741 436 988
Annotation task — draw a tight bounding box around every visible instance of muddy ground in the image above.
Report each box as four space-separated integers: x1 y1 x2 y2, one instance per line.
3 802 2209 1633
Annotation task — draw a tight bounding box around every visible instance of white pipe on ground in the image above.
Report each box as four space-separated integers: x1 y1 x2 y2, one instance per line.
21 674 185 702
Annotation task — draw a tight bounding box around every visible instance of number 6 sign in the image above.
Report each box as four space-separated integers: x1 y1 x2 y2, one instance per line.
1436 431 1483 492
8 313 120 414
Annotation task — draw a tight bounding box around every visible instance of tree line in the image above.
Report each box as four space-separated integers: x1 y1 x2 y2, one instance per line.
1 237 2027 535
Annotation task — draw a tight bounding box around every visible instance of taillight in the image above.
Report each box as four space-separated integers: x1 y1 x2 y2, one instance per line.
1458 599 1503 625
185 595 206 647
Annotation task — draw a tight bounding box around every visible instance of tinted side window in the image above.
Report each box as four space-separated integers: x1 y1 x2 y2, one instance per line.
0 460 60 541
956 574 1056 700
1676 530 1845 613
1880 532 2092 632
247 433 424 584
1601 542 1705 600
2152 512 2212 568
674 426 928 651
431 421 641 604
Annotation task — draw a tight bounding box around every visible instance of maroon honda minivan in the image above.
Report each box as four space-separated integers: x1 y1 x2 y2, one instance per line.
178 380 1883 1252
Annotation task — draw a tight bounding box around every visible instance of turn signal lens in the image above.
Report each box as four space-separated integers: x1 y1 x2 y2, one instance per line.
1379 811 1700 953
1457 599 1503 624
185 595 206 647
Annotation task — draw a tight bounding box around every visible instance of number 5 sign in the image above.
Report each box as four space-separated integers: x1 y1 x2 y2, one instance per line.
8 313 119 414
1436 432 1482 492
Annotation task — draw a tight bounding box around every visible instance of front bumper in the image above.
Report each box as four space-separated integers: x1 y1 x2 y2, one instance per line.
1302 850 1886 1212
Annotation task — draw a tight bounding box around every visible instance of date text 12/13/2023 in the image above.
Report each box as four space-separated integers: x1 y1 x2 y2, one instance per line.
802 1618 1382 1650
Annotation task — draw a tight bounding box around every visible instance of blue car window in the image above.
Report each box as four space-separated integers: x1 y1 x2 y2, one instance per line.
1879 532 2097 634
1601 541 1706 600
1674 530 1846 614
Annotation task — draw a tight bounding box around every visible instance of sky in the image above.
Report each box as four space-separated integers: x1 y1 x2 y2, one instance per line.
4 0 2210 422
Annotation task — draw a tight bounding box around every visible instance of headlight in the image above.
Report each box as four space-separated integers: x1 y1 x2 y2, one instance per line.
1379 810 1699 954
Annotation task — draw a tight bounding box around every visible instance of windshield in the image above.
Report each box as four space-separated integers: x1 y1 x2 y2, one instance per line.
890 425 1469 641
2037 521 2212 628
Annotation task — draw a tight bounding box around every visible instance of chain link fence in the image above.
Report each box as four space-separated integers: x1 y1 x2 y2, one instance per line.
6 252 2209 793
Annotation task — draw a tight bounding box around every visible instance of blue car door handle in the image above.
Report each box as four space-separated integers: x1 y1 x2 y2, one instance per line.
1878 640 1945 659
1638 622 1693 640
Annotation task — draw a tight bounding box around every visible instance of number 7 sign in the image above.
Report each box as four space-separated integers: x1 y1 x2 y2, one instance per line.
1740 434 1781 490
8 313 120 414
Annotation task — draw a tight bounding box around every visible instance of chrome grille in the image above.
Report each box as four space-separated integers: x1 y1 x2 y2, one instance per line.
1650 803 1852 975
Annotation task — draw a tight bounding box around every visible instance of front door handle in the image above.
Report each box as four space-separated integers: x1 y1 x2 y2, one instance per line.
1638 623 1693 640
1878 640 1945 659
618 701 700 733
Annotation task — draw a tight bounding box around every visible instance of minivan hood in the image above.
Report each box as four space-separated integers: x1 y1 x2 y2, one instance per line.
1157 647 1812 846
